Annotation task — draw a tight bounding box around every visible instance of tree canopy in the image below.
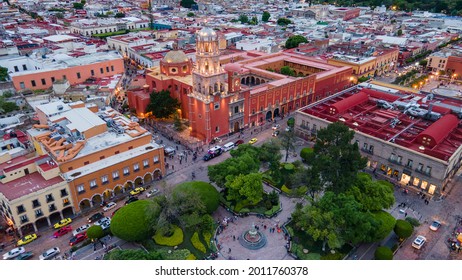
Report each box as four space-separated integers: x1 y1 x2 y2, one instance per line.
285 35 308 49
0 66 8 81
238 14 249 24
262 11 270 22
225 173 263 205
277 17 292 26
73 2 84 9
180 0 197 8
394 219 414 240
145 89 180 119
375 246 393 260
208 153 260 187
173 181 220 214
86 225 104 240
111 200 154 242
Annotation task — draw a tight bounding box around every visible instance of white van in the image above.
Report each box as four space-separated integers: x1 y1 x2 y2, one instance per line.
223 142 235 152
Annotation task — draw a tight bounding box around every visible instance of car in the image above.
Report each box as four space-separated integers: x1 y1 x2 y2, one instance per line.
53 218 72 229
39 247 60 260
72 224 91 236
3 247 25 260
103 202 117 212
88 212 104 223
272 130 280 137
99 219 111 230
412 235 427 249
53 226 72 238
15 251 34 260
94 217 111 227
125 196 139 205
146 188 159 198
69 233 87 246
429 220 442 231
248 138 258 144
234 139 244 146
272 124 280 130
130 187 145 196
17 233 38 246
203 153 213 161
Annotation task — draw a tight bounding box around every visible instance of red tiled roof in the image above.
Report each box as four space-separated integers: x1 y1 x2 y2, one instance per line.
0 172 64 201
329 92 369 114
417 114 459 148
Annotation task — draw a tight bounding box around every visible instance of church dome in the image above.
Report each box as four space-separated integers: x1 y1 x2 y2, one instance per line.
197 27 217 41
162 50 189 64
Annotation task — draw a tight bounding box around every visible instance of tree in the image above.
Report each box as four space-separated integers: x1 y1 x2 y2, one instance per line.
180 0 196 8
300 147 314 162
258 140 282 164
262 11 270 22
280 66 295 76
419 59 428 67
115 12 125 18
225 173 263 205
285 35 308 49
55 12 64 19
277 17 292 26
347 174 395 211
249 16 258 25
86 225 104 240
187 12 195 17
208 153 260 187
111 200 154 242
73 2 84 9
370 211 396 242
278 129 296 162
397 29 403 36
173 112 184 131
173 181 220 214
312 122 367 193
238 14 249 24
145 89 180 119
394 219 413 240
0 66 8 81
375 246 393 260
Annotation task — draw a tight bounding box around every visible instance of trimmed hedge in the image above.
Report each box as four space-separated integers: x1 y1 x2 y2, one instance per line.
264 204 281 216
153 225 184 246
202 231 212 248
191 232 206 253
375 246 393 260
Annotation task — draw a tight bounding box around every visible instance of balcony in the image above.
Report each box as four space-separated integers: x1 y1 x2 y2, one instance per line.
388 157 402 165
229 112 244 121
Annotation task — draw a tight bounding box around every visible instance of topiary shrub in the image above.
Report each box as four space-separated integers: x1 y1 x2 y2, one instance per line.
405 217 420 227
264 199 273 210
173 181 220 214
300 147 314 162
153 225 184 246
394 219 414 240
202 231 212 248
111 200 153 242
191 232 206 253
284 163 295 171
87 225 104 240
281 185 291 194
374 246 393 260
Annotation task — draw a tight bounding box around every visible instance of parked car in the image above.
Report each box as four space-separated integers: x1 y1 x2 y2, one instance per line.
94 217 111 227
17 234 38 246
88 212 104 223
272 124 280 130
103 202 117 212
72 224 91 237
53 226 72 238
15 251 34 260
203 146 223 161
3 247 25 260
248 138 258 144
429 221 441 231
146 188 159 198
125 196 139 205
272 130 280 137
234 139 244 146
39 247 60 260
130 187 145 196
53 218 72 229
412 235 427 249
69 233 87 246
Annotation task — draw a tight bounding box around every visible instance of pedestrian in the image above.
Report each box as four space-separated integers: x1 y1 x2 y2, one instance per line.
233 235 236 241
405 212 408 217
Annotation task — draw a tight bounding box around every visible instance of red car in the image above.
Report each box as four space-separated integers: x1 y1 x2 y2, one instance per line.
53 226 72 238
69 233 87 246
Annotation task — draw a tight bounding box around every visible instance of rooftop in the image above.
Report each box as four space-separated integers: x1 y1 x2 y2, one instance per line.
300 88 462 161
0 171 64 201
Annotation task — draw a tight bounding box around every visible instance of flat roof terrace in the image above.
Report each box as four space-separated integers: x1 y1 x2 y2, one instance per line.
301 89 462 161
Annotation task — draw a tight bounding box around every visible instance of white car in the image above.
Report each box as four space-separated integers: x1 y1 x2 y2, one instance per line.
72 224 91 236
146 188 159 198
3 246 25 260
272 124 280 130
429 221 441 231
103 202 117 212
39 247 60 260
412 235 427 249
94 217 111 227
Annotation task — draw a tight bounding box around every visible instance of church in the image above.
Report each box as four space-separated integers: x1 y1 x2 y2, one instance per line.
129 27 353 143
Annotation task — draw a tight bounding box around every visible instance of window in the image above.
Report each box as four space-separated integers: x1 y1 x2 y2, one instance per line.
390 153 396 161
425 166 432 175
397 156 402 164
234 106 239 114
214 103 220 110
111 65 114 71
77 184 85 194
41 78 46 85
49 204 56 212
100 68 104 74
115 151 120 155
63 75 67 80
35 209 43 217
112 171 120 180
123 167 130 176
17 205 25 214
90 179 97 189
215 126 219 132
20 215 28 223
32 199 40 208
31 80 36 87
252 109 255 114
51 77 55 83
45 194 54 203
60 189 68 197
143 159 149 168
100 156 105 160
406 159 413 168
77 72 81 79
84 161 90 165
106 66 110 72
63 198 70 206
417 163 423 172
153 156 159 164
368 145 374 154
134 163 140 172
91 69 95 76
102 175 109 184
20 82 25 89
128 146 133 150
14 66 19 72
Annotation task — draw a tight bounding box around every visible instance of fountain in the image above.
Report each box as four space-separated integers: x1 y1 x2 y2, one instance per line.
239 222 267 250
